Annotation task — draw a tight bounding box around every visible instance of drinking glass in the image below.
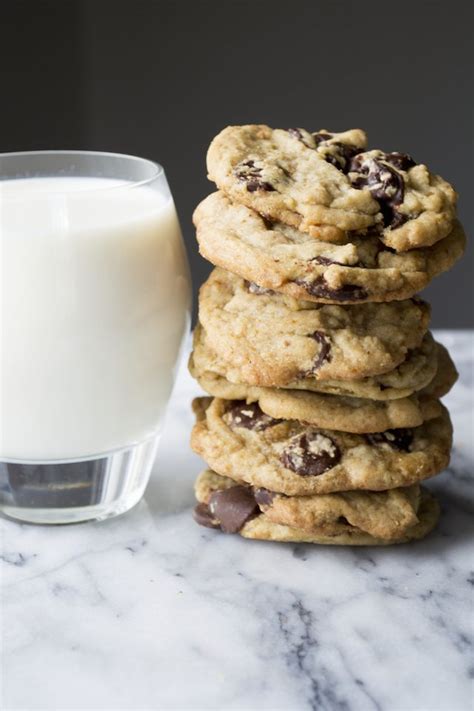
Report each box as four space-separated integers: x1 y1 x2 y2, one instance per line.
0 151 191 523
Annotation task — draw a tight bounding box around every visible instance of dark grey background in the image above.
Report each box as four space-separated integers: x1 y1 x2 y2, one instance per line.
1 0 472 326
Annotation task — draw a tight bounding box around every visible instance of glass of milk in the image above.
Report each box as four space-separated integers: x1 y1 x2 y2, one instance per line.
0 151 191 523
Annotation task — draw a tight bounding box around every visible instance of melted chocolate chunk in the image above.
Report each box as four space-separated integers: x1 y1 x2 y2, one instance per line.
234 159 275 192
286 129 361 172
280 431 341 477
311 255 357 268
208 485 259 533
254 487 276 507
349 156 405 207
365 428 414 452
260 213 276 229
296 277 367 301
384 152 416 171
193 502 220 529
388 210 409 229
311 255 337 266
227 401 282 431
245 280 276 296
286 127 314 148
324 142 363 173
312 131 333 145
311 331 332 371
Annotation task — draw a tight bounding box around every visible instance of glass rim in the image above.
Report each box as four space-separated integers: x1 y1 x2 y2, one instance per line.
0 149 164 194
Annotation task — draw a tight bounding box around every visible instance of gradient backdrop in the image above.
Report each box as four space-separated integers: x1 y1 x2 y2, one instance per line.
1 0 472 326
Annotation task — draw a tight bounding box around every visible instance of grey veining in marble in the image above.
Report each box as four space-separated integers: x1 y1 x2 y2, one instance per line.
1 331 473 711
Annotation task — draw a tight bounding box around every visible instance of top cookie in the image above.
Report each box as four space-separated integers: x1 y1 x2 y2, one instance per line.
207 125 457 251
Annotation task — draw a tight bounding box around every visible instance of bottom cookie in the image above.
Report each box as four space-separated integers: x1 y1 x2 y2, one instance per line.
239 494 439 545
193 469 440 546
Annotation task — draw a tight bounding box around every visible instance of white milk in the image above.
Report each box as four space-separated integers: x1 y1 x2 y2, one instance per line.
0 177 190 461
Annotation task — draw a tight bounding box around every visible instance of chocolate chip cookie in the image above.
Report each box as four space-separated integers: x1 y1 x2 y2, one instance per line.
192 324 440 400
194 193 465 304
189 341 456 434
199 267 431 383
190 397 452 495
206 125 457 251
194 470 439 545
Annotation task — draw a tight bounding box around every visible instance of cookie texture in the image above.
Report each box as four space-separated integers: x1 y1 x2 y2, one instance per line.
194 470 439 545
192 325 440 400
199 267 431 382
241 490 439 545
194 192 465 304
206 125 457 252
190 397 452 495
189 344 456 433
195 469 422 539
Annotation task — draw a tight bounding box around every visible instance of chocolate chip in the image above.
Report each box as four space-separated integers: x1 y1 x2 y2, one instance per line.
254 487 276 507
349 156 405 207
193 502 220 529
324 142 363 173
311 331 332 371
311 255 336 266
227 401 282 431
208 485 259 533
365 428 414 452
311 255 356 267
384 152 416 171
260 213 276 229
247 179 275 193
234 159 275 192
287 129 361 172
245 280 276 296
280 431 341 477
286 128 314 148
388 210 409 229
312 131 333 145
296 277 367 302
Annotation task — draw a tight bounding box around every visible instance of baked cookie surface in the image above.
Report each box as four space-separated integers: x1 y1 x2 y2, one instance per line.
194 192 465 304
189 342 456 434
190 397 452 495
194 470 439 545
199 267 431 382
192 325 440 400
206 125 457 252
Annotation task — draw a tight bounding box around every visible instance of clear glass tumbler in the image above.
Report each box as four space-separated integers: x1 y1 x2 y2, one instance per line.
0 151 191 523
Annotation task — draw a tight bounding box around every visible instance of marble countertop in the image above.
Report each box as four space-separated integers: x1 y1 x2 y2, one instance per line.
2 330 473 711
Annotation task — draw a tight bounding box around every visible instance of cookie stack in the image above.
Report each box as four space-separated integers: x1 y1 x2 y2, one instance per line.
189 125 465 546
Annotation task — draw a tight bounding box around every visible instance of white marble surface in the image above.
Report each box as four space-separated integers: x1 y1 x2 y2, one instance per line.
1 330 473 711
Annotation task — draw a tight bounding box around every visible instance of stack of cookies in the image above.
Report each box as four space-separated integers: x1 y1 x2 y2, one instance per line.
189 125 465 546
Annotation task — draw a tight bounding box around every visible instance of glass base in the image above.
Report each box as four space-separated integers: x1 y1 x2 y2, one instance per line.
0 436 159 524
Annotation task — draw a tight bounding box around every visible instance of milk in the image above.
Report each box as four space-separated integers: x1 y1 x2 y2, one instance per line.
0 177 190 461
